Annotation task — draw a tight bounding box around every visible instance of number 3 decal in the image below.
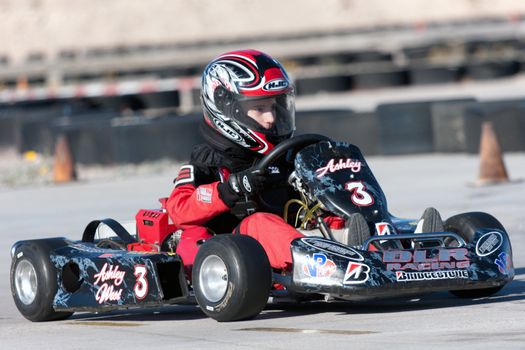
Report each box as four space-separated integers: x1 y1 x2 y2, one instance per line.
134 265 148 300
345 181 374 206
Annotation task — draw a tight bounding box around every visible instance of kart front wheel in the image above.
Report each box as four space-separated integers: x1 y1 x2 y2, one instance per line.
10 239 73 321
444 211 505 243
192 234 271 322
444 212 507 298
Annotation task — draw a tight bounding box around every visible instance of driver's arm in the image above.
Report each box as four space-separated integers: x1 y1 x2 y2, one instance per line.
166 165 230 229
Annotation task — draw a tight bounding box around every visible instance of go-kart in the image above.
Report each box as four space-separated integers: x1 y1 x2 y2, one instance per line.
10 134 514 322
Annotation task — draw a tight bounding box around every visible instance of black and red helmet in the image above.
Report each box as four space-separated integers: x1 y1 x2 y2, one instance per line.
201 49 295 155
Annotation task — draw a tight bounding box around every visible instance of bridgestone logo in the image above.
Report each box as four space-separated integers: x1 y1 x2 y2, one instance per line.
396 269 469 282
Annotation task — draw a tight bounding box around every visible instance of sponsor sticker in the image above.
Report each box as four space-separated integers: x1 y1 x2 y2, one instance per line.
197 187 213 203
242 175 252 193
302 253 337 278
301 237 364 261
268 166 280 174
343 261 370 285
475 231 503 257
494 252 511 275
375 222 392 236
396 269 469 282
213 118 244 143
383 248 470 271
263 79 289 91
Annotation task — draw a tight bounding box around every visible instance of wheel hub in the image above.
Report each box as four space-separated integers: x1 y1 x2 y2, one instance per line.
15 260 38 305
199 255 228 302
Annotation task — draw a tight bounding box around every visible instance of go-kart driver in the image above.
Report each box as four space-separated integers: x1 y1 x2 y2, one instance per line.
166 49 305 271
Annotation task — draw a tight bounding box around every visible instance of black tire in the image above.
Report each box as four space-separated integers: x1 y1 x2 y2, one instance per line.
192 234 271 322
444 212 506 298
345 213 372 247
10 239 74 322
444 211 505 243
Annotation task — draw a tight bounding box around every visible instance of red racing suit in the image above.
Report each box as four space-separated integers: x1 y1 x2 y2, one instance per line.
166 144 303 271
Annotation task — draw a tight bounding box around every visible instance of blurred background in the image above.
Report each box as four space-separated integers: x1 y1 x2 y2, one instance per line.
1 0 525 184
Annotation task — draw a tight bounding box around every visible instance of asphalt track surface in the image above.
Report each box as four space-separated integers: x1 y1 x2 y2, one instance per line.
1 153 524 350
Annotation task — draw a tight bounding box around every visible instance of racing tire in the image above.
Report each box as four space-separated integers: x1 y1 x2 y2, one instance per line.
344 213 371 247
192 234 271 322
444 212 506 298
10 238 74 322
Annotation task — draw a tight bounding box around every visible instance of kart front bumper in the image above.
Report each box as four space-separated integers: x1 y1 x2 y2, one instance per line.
289 229 514 300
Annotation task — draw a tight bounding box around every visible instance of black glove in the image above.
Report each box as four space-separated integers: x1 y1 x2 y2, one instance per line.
218 168 266 207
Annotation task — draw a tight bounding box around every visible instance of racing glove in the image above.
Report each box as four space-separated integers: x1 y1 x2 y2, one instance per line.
218 168 266 207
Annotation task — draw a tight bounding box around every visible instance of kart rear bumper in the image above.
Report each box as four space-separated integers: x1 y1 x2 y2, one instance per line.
10 238 190 313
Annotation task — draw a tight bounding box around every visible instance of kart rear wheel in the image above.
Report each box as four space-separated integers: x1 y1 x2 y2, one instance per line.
444 212 506 298
192 234 271 322
10 239 73 322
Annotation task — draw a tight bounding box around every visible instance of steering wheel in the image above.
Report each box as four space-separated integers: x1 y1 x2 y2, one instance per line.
230 134 332 218
254 134 332 174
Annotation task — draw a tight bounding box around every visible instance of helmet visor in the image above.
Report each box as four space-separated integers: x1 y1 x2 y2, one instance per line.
233 91 295 137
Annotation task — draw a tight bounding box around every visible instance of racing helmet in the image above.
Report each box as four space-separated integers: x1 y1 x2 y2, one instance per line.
201 49 295 155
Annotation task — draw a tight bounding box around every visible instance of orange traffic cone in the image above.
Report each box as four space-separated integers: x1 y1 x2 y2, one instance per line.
477 121 509 185
53 135 77 183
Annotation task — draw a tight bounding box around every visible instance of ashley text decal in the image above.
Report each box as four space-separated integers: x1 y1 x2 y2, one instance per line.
93 263 125 304
315 158 362 178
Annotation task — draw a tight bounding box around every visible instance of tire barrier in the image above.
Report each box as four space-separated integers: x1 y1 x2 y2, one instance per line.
347 51 393 64
295 75 351 95
14 106 67 154
52 113 203 165
464 60 520 81
136 91 179 109
377 98 476 155
463 100 525 153
408 65 460 85
53 117 114 164
431 101 475 153
352 69 408 90
432 99 525 153
0 113 17 149
110 114 202 164
3 98 525 164
295 109 379 155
